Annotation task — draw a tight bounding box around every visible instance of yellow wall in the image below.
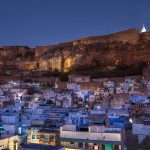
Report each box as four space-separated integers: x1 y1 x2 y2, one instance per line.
61 141 80 149
0 135 21 150
65 148 81 150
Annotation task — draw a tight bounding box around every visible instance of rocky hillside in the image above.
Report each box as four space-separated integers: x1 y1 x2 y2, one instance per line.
0 28 150 77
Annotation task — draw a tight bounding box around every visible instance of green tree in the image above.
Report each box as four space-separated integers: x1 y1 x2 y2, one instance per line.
27 87 36 95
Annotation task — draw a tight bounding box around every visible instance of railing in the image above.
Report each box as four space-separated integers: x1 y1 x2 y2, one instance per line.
60 131 121 142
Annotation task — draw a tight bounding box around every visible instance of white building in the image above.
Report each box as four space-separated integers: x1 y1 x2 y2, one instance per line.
2 113 20 135
140 24 147 33
59 125 125 150
67 83 80 92
132 121 150 144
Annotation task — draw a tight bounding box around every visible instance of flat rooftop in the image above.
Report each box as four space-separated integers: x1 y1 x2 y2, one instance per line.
20 144 63 150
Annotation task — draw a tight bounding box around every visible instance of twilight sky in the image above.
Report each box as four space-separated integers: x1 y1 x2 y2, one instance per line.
0 0 150 47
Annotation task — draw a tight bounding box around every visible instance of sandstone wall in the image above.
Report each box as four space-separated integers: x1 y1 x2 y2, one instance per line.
17 61 37 70
73 29 139 45
35 46 51 58
0 61 18 69
0 46 32 58
142 32 150 41
38 56 62 70
0 28 150 72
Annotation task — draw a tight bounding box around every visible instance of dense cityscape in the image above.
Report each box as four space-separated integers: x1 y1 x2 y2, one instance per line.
0 1 150 150
0 64 150 149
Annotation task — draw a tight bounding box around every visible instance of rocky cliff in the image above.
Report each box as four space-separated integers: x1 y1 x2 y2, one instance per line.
0 28 150 73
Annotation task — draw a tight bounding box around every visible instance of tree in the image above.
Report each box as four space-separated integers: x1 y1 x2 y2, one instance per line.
27 87 36 95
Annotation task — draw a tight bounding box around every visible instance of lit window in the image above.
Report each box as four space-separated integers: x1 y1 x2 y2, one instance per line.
49 135 55 142
36 135 40 139
44 135 49 142
32 135 36 139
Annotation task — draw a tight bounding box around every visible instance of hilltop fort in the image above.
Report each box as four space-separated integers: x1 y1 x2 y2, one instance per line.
0 28 150 78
